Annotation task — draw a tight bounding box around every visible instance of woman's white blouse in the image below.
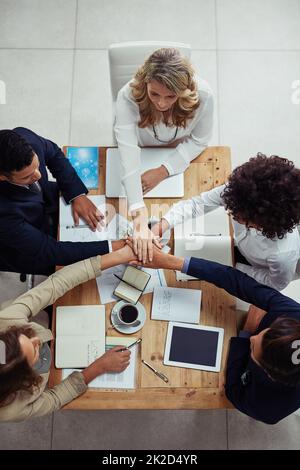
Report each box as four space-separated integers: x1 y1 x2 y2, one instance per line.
114 78 214 213
163 185 300 291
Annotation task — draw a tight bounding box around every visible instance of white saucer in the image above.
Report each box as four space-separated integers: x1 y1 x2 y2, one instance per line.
111 301 146 334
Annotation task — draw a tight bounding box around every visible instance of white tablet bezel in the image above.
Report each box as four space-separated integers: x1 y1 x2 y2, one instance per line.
164 322 224 372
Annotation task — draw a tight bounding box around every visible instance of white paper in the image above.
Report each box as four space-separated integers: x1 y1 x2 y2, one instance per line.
281 279 300 303
106 148 184 198
59 196 131 242
151 286 201 324
62 336 138 389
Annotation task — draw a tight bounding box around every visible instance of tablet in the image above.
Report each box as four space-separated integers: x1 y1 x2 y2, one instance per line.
164 322 224 372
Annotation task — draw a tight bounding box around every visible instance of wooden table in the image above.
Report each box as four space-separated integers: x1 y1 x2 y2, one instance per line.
49 146 236 409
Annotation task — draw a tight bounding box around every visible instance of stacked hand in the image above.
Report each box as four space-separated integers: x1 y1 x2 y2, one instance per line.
132 207 162 263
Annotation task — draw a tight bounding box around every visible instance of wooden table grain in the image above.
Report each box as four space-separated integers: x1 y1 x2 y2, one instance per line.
49 146 236 409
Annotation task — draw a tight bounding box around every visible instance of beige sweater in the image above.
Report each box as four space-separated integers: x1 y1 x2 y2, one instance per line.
0 256 102 422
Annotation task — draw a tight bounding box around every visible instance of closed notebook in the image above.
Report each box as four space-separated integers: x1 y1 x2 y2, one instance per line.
55 305 105 368
114 266 151 304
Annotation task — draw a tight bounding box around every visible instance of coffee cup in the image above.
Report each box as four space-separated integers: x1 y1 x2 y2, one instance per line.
116 303 139 326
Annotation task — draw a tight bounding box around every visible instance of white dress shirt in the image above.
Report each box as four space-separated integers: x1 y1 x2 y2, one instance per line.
114 77 213 213
163 184 300 291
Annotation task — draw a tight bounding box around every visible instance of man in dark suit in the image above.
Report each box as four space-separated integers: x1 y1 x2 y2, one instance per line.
132 243 300 424
0 127 124 274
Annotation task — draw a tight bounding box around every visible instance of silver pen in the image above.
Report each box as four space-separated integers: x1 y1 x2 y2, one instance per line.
118 338 142 352
189 232 222 236
65 224 90 229
142 359 169 383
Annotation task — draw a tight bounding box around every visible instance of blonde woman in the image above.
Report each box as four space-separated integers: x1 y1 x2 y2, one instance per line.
115 48 213 263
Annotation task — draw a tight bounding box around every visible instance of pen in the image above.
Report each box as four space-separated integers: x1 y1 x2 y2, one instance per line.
142 359 169 383
118 338 142 352
189 233 222 236
65 224 90 229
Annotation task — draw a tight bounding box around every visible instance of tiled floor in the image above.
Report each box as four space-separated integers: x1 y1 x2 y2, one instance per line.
0 0 300 450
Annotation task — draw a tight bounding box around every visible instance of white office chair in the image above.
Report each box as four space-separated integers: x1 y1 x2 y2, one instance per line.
108 41 191 102
108 41 191 144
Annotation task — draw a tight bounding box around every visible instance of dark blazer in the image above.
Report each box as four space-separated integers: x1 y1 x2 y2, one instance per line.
186 257 300 425
0 127 109 274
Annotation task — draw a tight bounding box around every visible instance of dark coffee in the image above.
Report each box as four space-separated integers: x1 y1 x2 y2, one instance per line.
119 304 138 324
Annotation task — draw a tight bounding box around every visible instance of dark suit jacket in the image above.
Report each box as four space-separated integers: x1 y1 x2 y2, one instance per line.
186 257 300 425
0 127 109 274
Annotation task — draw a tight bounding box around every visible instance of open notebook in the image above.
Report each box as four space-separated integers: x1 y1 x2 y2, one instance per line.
55 305 105 368
62 336 138 389
175 206 232 281
114 266 151 304
106 147 184 198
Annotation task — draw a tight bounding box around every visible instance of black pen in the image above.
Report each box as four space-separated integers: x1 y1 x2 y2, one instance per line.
113 273 124 282
118 338 142 352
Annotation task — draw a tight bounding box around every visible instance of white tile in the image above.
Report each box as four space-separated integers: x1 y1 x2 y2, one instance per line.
70 50 113 146
76 0 216 49
217 0 300 50
0 50 73 146
218 51 300 169
228 409 300 449
192 50 219 144
0 0 76 48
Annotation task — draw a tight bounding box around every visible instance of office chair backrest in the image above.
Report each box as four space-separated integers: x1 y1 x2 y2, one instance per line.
108 41 191 101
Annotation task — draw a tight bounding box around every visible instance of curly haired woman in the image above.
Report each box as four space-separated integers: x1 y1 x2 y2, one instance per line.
152 153 300 291
114 48 213 264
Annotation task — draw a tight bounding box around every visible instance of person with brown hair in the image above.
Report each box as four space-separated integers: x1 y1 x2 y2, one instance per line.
115 48 213 264
0 243 137 422
128 242 300 424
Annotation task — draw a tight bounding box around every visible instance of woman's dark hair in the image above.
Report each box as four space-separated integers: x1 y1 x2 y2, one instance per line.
0 326 42 407
0 129 34 175
221 153 300 239
260 317 300 387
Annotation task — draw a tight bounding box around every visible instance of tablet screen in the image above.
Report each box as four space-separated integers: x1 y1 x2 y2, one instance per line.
164 322 224 372
169 326 219 367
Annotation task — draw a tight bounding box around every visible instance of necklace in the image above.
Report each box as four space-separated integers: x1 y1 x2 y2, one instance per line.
152 124 178 143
